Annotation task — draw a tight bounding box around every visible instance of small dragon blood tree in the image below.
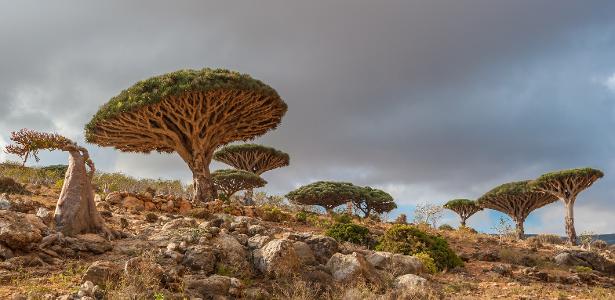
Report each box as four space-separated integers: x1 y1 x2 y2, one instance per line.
85 68 287 203
5 129 113 237
530 168 603 245
443 199 482 227
478 180 557 240
354 186 397 217
212 169 267 200
213 144 289 204
286 181 360 214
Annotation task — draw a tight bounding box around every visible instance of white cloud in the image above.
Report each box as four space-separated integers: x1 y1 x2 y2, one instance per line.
605 73 615 92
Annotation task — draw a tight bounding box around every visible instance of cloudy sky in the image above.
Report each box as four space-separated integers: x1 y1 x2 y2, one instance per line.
2 1 615 234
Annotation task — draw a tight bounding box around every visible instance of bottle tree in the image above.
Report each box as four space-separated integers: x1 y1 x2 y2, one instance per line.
212 169 267 200
478 180 558 240
286 181 360 214
213 144 289 204
529 168 603 245
5 129 113 238
443 199 482 227
85 68 287 203
354 186 397 217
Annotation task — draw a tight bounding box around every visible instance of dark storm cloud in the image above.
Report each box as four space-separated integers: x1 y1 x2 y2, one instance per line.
2 0 615 233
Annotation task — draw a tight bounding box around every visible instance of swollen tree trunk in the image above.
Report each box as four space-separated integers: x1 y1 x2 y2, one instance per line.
460 218 467 227
563 198 577 245
193 170 216 203
514 218 525 240
54 148 110 237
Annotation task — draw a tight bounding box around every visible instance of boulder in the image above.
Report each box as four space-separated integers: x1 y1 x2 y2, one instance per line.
178 200 192 214
253 239 300 277
182 245 216 274
304 235 339 264
144 202 157 211
394 274 428 289
0 243 14 260
35 207 54 226
0 210 46 250
366 251 424 275
82 261 121 286
105 192 123 204
248 234 272 249
65 234 113 254
293 241 316 266
0 194 11 210
326 252 382 285
185 275 232 298
212 232 252 276
122 196 145 211
554 250 615 274
248 224 266 236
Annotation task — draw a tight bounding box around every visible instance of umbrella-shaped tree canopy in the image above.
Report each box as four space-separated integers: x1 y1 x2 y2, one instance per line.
212 169 267 199
85 68 287 202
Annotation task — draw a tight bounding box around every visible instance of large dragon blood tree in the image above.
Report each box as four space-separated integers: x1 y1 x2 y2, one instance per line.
443 199 482 227
5 129 113 237
85 68 287 203
354 186 397 217
529 168 603 245
286 181 360 214
213 144 289 204
212 169 267 200
478 180 557 240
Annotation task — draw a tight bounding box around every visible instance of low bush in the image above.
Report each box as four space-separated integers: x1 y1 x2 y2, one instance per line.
295 211 308 223
325 223 370 245
376 224 463 271
187 208 211 219
535 234 563 245
439 224 454 231
332 212 353 224
259 205 289 223
0 176 29 194
414 252 438 274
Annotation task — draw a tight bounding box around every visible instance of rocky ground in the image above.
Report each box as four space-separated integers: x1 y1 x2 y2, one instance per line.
0 186 614 299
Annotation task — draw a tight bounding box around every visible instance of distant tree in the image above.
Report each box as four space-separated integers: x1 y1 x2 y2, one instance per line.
394 213 407 224
529 168 603 245
354 186 397 217
286 181 360 214
5 129 113 238
214 144 289 204
211 169 267 199
85 68 287 203
413 203 444 228
443 199 482 227
478 180 557 240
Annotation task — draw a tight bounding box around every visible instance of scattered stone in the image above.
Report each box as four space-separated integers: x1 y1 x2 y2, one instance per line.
182 245 216 273
366 251 424 276
0 243 14 260
0 210 46 250
248 234 272 249
491 264 513 277
122 196 145 211
82 260 121 286
394 273 428 289
304 235 339 264
105 192 123 204
162 218 197 231
253 239 300 277
293 241 316 266
35 207 54 226
554 250 615 274
0 194 11 210
186 275 232 298
326 252 382 285
248 224 266 236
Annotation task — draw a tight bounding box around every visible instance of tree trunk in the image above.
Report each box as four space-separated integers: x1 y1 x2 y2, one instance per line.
514 218 525 240
243 189 255 206
564 199 577 245
54 150 107 237
193 169 216 203
460 218 467 227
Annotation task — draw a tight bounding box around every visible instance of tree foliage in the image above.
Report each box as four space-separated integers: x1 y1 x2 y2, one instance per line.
478 180 557 239
213 144 289 175
529 167 603 245
286 181 360 213
212 169 267 198
354 186 397 217
6 129 73 165
85 68 287 203
443 199 482 226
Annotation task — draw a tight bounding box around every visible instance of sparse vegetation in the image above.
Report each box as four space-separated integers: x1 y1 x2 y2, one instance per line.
0 176 29 194
413 203 444 228
325 223 370 245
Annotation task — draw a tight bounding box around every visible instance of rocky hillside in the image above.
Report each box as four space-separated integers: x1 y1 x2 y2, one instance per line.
0 185 614 300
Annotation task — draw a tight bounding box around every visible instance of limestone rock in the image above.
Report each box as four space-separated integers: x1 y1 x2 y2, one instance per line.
0 210 46 250
82 261 121 286
105 192 122 204
304 235 339 264
394 274 428 289
182 245 216 273
366 251 424 275
554 250 615 274
186 275 232 298
122 196 145 211
253 239 300 277
326 252 381 285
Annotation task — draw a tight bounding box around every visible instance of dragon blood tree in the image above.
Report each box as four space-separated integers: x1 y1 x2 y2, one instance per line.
443 199 482 227
286 181 360 214
354 186 397 217
212 169 267 200
478 180 557 240
213 144 289 204
529 168 603 245
5 129 113 237
85 68 287 203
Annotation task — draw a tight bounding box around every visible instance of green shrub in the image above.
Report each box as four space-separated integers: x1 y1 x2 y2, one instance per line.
295 211 308 223
438 224 454 231
0 176 29 194
332 212 353 224
575 266 592 273
260 205 288 222
375 224 463 271
414 252 437 274
325 223 370 245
